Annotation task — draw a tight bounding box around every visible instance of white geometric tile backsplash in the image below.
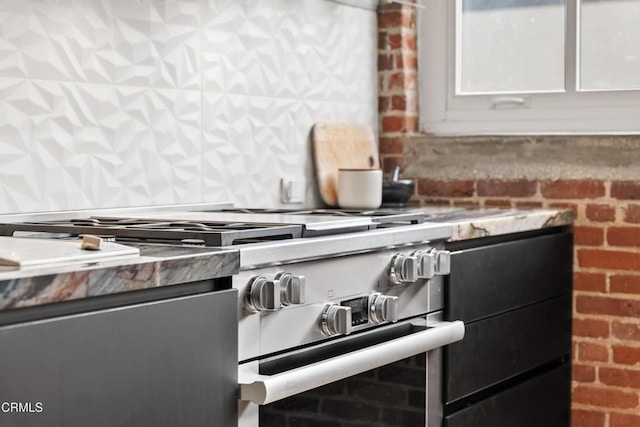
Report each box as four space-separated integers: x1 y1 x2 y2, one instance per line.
0 0 377 214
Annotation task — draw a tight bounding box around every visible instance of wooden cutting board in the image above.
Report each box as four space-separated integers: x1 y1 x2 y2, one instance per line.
312 122 379 207
0 236 140 267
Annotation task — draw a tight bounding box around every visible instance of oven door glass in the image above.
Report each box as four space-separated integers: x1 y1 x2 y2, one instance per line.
239 318 464 427
260 354 428 427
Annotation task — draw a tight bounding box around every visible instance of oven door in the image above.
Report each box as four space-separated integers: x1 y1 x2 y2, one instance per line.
238 316 464 427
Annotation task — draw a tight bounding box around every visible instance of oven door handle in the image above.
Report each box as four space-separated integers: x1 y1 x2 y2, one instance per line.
238 320 465 405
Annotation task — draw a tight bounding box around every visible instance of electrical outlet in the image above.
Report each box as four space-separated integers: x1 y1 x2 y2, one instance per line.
281 177 306 204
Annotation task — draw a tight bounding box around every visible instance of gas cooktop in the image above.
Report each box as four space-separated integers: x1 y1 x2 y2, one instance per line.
215 208 424 225
0 208 426 247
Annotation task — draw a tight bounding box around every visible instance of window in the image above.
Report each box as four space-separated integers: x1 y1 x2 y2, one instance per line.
419 0 640 135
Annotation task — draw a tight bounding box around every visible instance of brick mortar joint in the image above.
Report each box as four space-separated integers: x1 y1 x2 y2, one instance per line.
378 68 419 74
377 49 412 55
379 86 419 92
379 92 419 98
378 26 417 35
379 112 419 118
572 309 640 321
379 110 419 116
573 289 640 299
574 336 640 346
380 75 418 82
572 403 640 413
575 293 640 303
378 7 418 16
381 131 421 136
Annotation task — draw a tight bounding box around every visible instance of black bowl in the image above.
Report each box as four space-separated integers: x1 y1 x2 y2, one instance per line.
382 179 415 207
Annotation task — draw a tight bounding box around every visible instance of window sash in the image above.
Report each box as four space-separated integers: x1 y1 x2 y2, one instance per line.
419 0 640 135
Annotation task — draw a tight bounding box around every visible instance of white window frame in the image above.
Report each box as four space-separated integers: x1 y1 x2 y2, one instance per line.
419 0 640 135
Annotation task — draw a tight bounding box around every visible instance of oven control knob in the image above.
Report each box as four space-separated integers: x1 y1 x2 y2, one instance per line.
246 276 281 312
435 250 451 275
275 272 306 305
412 250 435 279
389 253 418 285
321 304 352 336
370 293 399 324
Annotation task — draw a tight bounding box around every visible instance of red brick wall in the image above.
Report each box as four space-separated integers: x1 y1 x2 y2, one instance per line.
377 6 640 427
415 179 640 426
378 1 419 175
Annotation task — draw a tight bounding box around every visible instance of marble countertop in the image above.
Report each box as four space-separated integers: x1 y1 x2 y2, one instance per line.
413 206 574 241
0 244 239 312
0 206 572 314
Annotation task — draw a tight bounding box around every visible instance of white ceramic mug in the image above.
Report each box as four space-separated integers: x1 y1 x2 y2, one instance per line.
338 168 383 209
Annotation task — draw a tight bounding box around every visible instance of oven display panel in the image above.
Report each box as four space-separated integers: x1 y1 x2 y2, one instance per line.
341 296 369 326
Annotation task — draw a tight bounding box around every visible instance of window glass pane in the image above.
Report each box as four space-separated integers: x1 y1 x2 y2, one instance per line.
579 0 640 91
457 0 566 94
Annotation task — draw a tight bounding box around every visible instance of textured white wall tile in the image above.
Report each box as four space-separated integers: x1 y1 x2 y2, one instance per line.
202 0 377 208
0 0 112 83
0 0 377 214
110 0 202 89
202 93 301 207
202 0 294 97
0 77 203 212
77 85 203 208
0 78 85 213
202 0 377 102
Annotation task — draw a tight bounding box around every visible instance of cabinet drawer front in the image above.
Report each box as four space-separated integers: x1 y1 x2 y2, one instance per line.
445 294 571 403
445 362 571 427
0 290 237 427
447 231 572 322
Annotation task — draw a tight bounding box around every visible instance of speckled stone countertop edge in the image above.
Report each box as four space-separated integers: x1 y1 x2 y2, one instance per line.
0 207 573 312
423 208 575 241
0 246 239 312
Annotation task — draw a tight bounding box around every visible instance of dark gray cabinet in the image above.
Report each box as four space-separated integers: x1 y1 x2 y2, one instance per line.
0 289 237 427
445 363 571 427
444 230 573 427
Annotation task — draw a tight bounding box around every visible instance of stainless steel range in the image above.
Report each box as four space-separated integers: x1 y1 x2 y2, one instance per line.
0 206 465 427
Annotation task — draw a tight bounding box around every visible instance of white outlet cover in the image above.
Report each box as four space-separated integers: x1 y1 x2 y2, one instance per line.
281 177 306 204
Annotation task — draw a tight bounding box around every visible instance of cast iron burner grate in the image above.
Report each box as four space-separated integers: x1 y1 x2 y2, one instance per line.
211 208 424 226
0 217 303 247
